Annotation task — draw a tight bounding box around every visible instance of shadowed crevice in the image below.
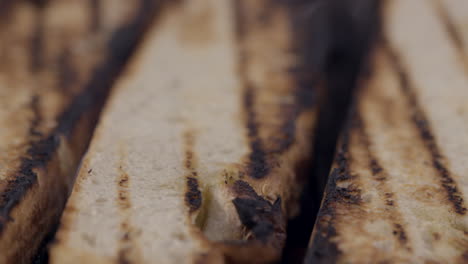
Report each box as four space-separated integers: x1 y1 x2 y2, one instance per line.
281 0 382 263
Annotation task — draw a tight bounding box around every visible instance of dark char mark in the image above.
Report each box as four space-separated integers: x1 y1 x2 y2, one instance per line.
234 1 316 181
116 163 137 264
0 0 162 233
0 94 55 230
233 2 318 261
355 114 410 248
232 180 285 244
183 131 202 213
254 1 317 156
186 177 202 213
384 42 467 215
233 0 269 180
393 223 407 244
117 169 130 209
243 88 270 180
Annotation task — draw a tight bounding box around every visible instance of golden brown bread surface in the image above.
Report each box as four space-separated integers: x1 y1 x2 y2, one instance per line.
307 0 468 263
50 0 317 263
0 1 158 263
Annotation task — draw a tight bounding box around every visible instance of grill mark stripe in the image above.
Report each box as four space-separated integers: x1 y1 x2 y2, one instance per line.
431 0 468 75
116 155 141 264
384 42 467 215
233 0 269 180
354 113 410 249
233 1 315 179
0 94 48 230
183 131 201 213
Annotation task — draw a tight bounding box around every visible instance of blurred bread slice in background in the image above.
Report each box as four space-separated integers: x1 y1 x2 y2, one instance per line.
0 0 159 262
307 0 468 263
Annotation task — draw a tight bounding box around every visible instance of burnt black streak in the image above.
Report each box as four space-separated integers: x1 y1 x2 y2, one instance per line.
232 180 285 243
393 223 407 244
233 3 267 182
234 1 317 181
255 2 317 157
0 93 56 227
56 0 162 136
270 66 316 155
233 1 269 180
244 88 270 180
0 0 163 233
384 42 467 215
116 165 135 264
355 114 410 248
183 131 202 213
186 177 202 213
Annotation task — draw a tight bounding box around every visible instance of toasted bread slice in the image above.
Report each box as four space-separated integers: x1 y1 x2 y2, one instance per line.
0 1 158 262
50 0 317 263
307 0 468 263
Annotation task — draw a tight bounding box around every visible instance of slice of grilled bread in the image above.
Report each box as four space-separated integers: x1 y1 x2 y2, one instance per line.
307 0 468 263
50 0 317 263
0 1 158 263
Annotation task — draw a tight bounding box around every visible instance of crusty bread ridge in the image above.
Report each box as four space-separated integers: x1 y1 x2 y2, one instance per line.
0 1 159 262
50 0 317 263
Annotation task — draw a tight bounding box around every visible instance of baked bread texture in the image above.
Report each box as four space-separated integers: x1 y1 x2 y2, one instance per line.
307 0 468 263
49 0 317 263
0 1 158 263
